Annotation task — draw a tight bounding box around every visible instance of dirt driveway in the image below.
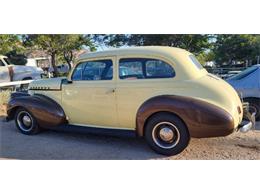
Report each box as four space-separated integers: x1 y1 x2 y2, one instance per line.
0 116 259 160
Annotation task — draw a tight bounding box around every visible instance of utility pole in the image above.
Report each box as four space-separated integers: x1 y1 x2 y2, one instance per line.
257 56 260 64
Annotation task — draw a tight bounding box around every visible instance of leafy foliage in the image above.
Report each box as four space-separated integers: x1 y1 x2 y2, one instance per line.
23 34 95 76
96 34 260 66
0 35 24 54
95 34 211 55
5 50 28 65
94 34 214 65
0 35 27 65
213 35 260 65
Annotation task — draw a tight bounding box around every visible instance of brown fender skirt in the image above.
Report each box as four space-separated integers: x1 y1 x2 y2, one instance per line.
136 95 235 138
7 93 67 128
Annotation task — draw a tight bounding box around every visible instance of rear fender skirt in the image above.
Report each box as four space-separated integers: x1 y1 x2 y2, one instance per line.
7 94 67 128
136 95 235 138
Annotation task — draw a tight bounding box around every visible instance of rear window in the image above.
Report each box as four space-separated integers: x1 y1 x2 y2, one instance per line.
189 55 203 70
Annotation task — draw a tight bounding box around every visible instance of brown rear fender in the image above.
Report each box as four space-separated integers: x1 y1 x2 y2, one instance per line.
136 95 235 138
7 93 67 128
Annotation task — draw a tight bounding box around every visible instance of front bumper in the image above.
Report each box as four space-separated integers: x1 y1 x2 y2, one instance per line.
237 102 256 133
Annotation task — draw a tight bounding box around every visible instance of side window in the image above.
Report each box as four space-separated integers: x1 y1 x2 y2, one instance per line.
71 63 85 81
72 60 113 81
0 60 5 66
119 59 144 79
119 58 175 80
146 59 175 78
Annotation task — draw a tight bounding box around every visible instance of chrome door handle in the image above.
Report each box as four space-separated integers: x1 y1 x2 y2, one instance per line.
106 88 116 94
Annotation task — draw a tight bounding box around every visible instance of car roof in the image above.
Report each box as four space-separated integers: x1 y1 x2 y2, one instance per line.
73 46 208 81
78 46 191 61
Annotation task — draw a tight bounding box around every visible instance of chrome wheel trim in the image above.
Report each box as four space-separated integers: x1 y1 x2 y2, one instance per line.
17 111 34 132
152 121 180 149
249 105 258 116
249 105 257 113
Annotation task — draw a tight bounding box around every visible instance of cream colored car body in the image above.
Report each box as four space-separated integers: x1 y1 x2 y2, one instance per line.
29 46 243 130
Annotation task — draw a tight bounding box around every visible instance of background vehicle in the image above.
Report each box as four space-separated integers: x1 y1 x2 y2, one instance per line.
56 64 70 74
0 55 44 83
227 65 260 120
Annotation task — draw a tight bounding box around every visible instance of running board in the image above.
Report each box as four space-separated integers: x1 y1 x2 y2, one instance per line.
50 124 137 138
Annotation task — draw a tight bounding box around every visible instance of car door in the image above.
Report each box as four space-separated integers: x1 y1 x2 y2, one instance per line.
0 59 11 83
115 57 176 129
62 57 118 128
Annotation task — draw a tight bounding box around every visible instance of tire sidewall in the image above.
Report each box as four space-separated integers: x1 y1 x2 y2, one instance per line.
15 108 39 135
144 113 190 156
246 98 260 121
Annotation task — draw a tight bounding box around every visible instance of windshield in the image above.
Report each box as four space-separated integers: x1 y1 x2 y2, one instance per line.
227 66 258 80
3 58 11 65
189 55 204 70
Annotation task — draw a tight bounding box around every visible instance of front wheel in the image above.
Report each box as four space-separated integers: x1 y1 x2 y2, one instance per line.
144 113 190 156
15 108 40 135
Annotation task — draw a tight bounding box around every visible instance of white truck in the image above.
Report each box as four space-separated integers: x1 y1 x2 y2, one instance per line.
0 55 44 90
0 55 44 83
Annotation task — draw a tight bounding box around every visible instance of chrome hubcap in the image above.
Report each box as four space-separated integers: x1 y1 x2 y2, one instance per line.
22 115 32 127
152 122 180 149
159 127 174 142
17 111 33 132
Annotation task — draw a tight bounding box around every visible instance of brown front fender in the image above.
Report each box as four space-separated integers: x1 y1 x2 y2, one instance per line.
7 93 67 128
136 95 235 138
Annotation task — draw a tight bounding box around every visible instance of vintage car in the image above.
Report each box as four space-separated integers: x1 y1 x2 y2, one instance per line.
6 46 255 156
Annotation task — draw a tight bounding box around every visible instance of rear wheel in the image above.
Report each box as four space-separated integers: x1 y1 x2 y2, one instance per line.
15 108 40 135
144 113 190 156
244 98 260 121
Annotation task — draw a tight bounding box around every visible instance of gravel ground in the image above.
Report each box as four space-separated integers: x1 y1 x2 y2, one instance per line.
0 105 259 160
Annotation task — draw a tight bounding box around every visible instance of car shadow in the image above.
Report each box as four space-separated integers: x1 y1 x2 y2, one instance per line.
0 120 163 160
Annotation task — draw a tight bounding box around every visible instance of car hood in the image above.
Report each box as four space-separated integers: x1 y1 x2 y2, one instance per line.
29 77 66 90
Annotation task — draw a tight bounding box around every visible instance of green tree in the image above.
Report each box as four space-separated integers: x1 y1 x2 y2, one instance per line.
0 34 27 65
95 34 211 55
61 35 96 70
213 34 260 66
196 50 215 65
5 51 28 65
23 34 95 76
0 34 24 54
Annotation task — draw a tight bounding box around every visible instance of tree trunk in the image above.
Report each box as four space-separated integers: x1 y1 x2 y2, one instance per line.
63 51 73 71
51 53 58 77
